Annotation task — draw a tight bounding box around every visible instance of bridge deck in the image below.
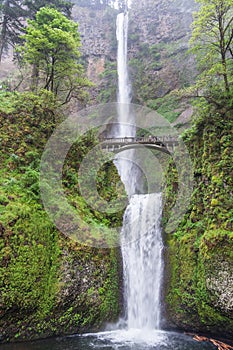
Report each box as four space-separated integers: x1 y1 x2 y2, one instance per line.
100 136 178 154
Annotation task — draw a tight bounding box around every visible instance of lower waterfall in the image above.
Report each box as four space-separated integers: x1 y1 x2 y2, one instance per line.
121 193 164 330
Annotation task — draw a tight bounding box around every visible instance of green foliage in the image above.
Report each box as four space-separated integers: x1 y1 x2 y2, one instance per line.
0 207 60 316
163 100 233 334
98 249 122 321
126 36 194 106
165 228 233 333
0 0 26 61
128 44 164 103
0 91 19 113
0 91 123 341
62 132 126 242
147 94 183 123
163 3 233 325
189 0 233 106
97 61 117 103
19 7 92 104
0 0 73 61
0 91 61 318
165 10 233 333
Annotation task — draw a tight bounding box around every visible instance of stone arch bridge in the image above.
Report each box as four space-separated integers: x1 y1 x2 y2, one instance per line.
100 136 179 155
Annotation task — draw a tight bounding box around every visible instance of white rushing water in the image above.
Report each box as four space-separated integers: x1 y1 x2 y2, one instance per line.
115 10 136 196
115 5 164 334
122 193 164 330
116 11 130 109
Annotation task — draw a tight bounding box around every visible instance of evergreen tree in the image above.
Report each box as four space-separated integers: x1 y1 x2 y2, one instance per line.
0 0 26 61
19 7 92 104
0 0 73 61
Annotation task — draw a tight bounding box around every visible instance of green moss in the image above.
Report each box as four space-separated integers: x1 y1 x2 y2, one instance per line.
99 249 122 321
0 91 124 342
164 107 233 336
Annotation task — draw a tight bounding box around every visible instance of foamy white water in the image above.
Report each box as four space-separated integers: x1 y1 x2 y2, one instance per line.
95 328 167 346
122 193 163 330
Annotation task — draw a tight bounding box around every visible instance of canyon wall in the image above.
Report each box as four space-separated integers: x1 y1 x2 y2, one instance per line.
73 0 197 114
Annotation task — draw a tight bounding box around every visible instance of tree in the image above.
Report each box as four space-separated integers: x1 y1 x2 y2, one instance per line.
189 0 233 106
0 0 26 61
0 0 73 62
19 7 92 104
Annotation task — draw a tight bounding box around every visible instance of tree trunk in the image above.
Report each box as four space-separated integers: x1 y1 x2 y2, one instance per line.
0 0 10 62
218 12 230 93
50 56 55 93
31 63 39 91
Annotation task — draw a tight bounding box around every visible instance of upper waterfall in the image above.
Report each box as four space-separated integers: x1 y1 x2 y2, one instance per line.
114 9 136 196
116 12 130 107
116 11 134 138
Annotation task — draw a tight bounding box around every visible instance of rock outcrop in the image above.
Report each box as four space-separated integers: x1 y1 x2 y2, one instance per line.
73 0 197 105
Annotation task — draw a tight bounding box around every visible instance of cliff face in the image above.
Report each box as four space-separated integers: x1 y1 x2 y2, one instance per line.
73 0 197 109
129 0 196 49
163 112 233 338
73 6 116 59
72 5 118 102
128 0 197 102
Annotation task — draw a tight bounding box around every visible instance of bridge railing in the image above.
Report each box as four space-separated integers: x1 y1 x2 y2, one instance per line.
99 136 178 144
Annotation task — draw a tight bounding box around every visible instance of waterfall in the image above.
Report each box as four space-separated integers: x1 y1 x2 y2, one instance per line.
116 11 132 135
116 11 130 109
114 10 136 196
121 193 163 330
115 5 164 332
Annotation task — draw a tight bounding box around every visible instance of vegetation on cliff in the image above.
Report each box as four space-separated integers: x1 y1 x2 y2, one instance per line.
163 0 233 338
164 108 233 336
20 7 92 104
0 89 125 342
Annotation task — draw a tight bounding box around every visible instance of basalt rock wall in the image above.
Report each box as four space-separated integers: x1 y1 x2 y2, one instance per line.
73 0 197 105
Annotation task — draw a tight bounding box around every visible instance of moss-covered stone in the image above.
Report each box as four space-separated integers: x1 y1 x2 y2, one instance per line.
0 91 124 343
163 108 233 338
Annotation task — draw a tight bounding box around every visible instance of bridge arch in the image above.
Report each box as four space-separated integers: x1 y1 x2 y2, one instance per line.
111 143 171 155
100 136 178 155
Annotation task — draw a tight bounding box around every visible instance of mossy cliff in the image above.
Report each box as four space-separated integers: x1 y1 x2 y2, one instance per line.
163 107 233 338
0 91 124 342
